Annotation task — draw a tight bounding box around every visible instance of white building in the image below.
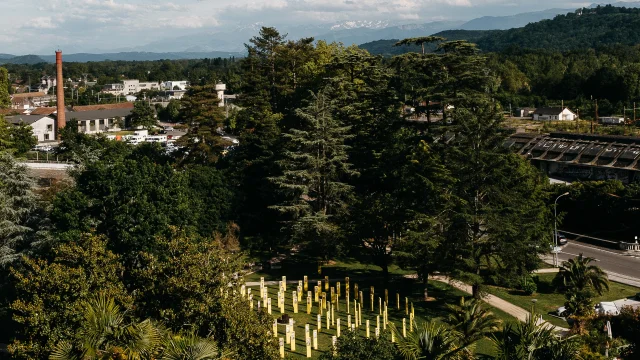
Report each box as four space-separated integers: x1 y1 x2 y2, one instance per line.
38 76 56 94
102 84 124 95
163 81 188 91
10 92 54 109
6 115 56 142
215 83 226 107
533 107 577 121
58 108 131 134
122 80 161 95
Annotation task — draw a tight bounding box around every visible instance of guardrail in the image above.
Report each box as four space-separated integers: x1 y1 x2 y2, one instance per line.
560 230 640 252
619 242 640 251
22 159 72 164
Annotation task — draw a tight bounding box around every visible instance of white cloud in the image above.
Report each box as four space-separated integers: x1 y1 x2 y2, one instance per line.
0 0 627 54
22 17 60 29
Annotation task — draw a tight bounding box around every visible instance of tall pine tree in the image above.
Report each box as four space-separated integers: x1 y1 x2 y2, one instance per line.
442 103 551 297
270 88 356 258
0 68 10 109
176 83 228 164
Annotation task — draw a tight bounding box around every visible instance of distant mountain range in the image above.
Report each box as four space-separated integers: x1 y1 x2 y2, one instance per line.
362 5 640 55
0 51 243 64
2 2 640 63
456 8 572 30
0 55 48 65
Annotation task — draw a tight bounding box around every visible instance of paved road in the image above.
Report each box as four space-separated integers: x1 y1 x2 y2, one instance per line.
557 241 640 287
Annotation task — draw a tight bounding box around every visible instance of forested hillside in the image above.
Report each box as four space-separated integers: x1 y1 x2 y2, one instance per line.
360 30 494 56
477 5 640 51
362 5 640 55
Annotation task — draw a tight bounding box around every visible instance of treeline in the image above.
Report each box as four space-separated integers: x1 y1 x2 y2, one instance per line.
489 45 640 116
476 5 640 52
4 57 242 93
0 28 558 359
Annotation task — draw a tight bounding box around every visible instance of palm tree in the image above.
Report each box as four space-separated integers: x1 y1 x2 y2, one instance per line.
491 309 581 360
393 320 470 360
555 253 609 295
446 297 500 348
161 333 230 360
50 295 161 360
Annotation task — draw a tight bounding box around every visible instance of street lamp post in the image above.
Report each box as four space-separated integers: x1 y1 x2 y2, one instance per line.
554 192 570 267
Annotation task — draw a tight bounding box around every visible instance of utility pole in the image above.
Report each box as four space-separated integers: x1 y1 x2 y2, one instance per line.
592 98 598 134
623 103 639 135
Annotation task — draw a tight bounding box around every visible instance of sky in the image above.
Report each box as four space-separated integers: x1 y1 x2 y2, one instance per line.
0 0 623 55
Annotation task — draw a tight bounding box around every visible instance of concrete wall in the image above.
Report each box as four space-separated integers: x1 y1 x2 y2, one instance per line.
31 117 57 142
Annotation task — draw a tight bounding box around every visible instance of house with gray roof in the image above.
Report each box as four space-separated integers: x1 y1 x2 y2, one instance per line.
5 114 56 142
54 108 132 134
533 107 577 121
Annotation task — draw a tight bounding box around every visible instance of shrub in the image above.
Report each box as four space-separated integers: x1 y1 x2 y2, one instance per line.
519 276 537 295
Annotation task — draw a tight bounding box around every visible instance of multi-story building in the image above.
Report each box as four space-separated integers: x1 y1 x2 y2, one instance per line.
102 83 125 95
64 108 131 134
121 80 161 95
163 81 188 91
10 92 55 109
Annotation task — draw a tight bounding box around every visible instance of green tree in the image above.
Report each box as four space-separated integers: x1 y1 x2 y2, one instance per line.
126 101 156 130
445 297 500 348
50 145 231 260
162 334 230 360
10 121 37 155
395 36 445 54
0 153 50 266
176 83 228 164
157 99 180 122
242 27 288 114
490 309 581 360
393 320 470 360
0 67 10 109
128 228 278 360
49 295 161 360
9 235 131 360
389 137 453 294
555 254 610 296
554 254 609 317
0 115 14 150
319 330 399 360
270 88 356 258
442 104 551 297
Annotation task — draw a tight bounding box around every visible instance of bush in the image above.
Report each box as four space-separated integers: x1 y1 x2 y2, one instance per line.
519 276 537 295
319 330 399 360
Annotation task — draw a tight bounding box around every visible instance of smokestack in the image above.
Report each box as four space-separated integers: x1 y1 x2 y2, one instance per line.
55 50 65 139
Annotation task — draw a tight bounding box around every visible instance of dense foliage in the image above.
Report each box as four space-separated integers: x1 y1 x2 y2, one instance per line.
1 22 636 359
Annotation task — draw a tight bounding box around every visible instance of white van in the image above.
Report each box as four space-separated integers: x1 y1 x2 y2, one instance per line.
595 302 620 316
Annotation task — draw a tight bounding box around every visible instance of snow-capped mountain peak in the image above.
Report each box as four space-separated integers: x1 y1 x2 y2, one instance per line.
329 20 395 31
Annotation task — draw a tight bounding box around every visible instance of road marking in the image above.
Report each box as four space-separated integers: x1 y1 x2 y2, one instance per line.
568 241 640 259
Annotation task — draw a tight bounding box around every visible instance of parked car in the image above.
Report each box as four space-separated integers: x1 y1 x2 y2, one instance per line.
32 144 54 152
595 302 620 316
558 301 621 318
556 306 569 317
556 232 568 245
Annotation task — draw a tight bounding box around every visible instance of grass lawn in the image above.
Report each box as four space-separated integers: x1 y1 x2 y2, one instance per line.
244 272 513 359
244 254 414 283
483 273 640 328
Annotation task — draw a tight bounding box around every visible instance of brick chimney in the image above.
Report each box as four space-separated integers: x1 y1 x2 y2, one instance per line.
55 50 65 139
